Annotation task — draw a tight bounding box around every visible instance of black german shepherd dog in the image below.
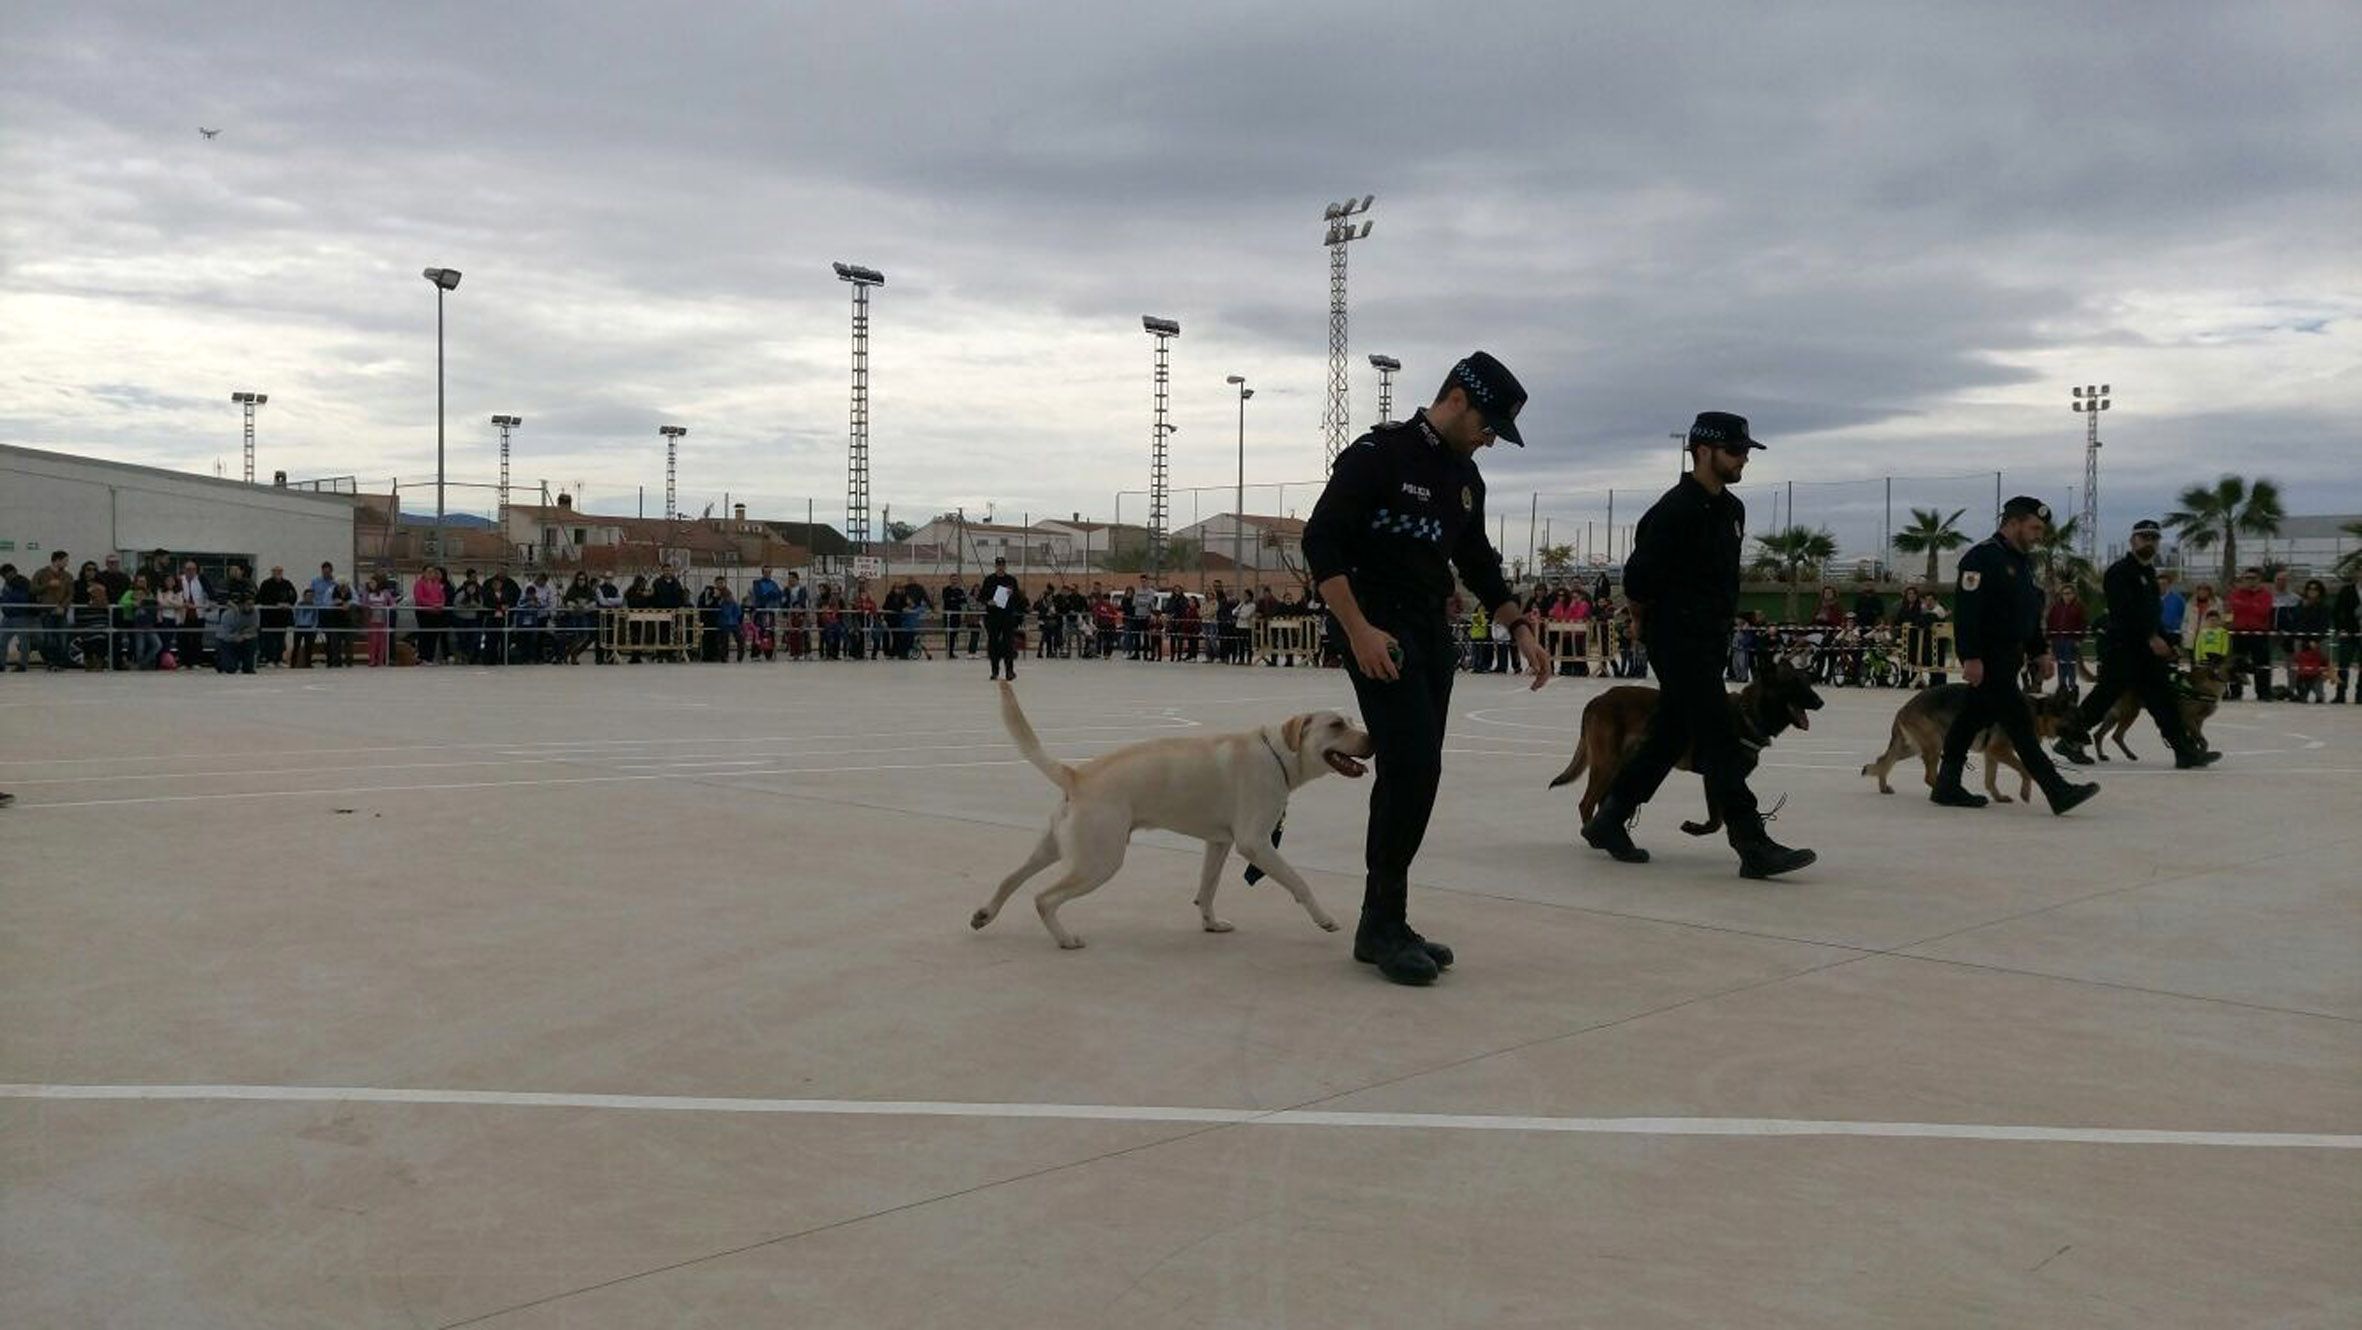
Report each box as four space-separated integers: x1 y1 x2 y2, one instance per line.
1550 652 1826 837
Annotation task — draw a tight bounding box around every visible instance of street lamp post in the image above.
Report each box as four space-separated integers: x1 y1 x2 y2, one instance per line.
230 391 267 485
490 416 523 543
834 262 885 554
1225 375 1253 576
421 267 462 558
1368 354 1399 426
2072 383 2110 562
1144 316 1180 576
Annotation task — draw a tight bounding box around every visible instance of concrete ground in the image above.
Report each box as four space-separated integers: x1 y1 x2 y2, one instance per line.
3 654 2357 1329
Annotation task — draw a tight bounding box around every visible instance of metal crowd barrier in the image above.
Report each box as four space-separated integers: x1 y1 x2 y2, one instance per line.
2 607 2352 691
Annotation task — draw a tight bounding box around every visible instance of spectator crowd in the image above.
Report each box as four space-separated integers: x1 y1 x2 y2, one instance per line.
3 550 2357 703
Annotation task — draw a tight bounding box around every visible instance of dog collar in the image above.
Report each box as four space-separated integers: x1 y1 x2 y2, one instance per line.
1260 731 1292 781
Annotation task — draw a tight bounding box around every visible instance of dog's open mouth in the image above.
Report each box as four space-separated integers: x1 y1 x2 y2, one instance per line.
1789 703 1813 731
1323 750 1369 778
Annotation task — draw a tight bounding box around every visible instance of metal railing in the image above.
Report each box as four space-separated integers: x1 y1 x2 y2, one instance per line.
2 607 2353 698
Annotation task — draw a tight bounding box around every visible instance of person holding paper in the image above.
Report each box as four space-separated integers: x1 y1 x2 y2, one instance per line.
982 556 1024 681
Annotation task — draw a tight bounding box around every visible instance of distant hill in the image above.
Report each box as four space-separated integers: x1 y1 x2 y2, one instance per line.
397 512 499 530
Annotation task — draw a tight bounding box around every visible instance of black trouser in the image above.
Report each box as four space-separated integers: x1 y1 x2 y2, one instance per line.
1603 633 1766 844
2076 640 2193 751
1939 653 2065 795
2237 634 2274 698
985 613 1018 674
1342 611 1454 928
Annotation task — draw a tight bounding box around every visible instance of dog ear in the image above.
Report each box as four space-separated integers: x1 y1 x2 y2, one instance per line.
1282 714 1309 752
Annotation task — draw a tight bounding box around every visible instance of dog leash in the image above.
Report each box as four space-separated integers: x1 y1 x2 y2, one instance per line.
1244 732 1292 886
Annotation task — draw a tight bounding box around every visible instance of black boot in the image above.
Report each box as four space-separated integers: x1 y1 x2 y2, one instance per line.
1734 837 1817 879
2043 780 2101 815
2052 736 2094 766
2174 744 2222 769
1353 913 1439 985
1580 797 1650 862
1929 755 1987 808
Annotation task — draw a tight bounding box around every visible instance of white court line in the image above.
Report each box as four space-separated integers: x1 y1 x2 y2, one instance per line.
12 758 1042 809
4 1083 2352 1150
0 719 1196 769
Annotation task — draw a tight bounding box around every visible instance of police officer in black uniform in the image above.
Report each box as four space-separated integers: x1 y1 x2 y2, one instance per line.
980 557 1023 681
1578 412 1815 879
1931 498 2101 813
1302 352 1551 986
2056 518 2222 769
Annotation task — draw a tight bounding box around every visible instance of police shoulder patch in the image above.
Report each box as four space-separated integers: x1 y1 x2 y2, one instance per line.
1961 571 1982 591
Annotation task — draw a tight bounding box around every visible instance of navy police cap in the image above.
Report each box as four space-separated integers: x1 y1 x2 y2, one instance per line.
1447 351 1527 446
1688 411 1766 451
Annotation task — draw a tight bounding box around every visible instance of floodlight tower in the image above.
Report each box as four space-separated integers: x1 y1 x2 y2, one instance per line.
1321 194 1374 465
1368 354 1400 426
1144 316 1180 575
2072 383 2109 560
659 425 687 522
1226 375 1254 574
490 415 523 535
834 262 884 551
421 267 462 556
230 391 267 484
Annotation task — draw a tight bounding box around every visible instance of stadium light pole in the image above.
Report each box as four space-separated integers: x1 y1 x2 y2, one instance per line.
1368 354 1400 426
1144 316 1180 576
658 425 687 524
1321 194 1374 465
1226 375 1254 576
834 262 884 555
2072 383 2110 562
421 266 462 558
490 415 523 538
230 391 267 485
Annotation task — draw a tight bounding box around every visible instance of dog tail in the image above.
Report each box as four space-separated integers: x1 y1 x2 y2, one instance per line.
1547 725 1590 789
999 682 1077 795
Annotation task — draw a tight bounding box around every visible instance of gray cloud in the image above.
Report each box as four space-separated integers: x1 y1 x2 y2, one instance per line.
3 0 2357 545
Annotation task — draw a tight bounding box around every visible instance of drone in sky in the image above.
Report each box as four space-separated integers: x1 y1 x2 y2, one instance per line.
198 127 220 139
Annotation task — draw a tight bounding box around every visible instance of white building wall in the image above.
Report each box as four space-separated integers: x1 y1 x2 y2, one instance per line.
0 444 356 575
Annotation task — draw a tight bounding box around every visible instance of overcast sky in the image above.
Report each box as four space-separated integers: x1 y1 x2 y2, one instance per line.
4 0 2356 559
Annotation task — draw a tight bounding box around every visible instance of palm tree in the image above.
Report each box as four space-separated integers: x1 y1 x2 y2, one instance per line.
1538 543 1574 575
1750 525 1838 621
2332 520 2362 581
1891 507 1970 585
2166 476 2284 588
2031 514 2098 594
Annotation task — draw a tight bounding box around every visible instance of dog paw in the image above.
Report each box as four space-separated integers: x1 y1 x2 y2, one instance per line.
1316 917 1341 932
969 909 994 930
1202 918 1235 933
1992 794 2013 804
1058 936 1087 950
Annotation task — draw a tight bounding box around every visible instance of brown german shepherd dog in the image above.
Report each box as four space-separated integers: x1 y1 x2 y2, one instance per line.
2088 661 2225 761
1860 684 2091 804
1548 658 1825 836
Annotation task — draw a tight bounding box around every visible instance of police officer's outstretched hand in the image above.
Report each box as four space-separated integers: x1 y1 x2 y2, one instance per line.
1963 658 1985 686
1348 623 1401 682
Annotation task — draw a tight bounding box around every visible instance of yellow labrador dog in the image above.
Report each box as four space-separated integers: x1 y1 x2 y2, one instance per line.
972 683 1373 949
